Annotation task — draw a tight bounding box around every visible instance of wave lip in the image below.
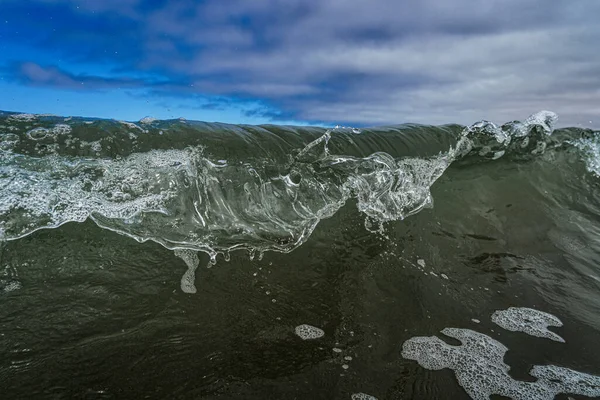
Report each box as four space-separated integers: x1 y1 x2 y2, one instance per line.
0 109 591 269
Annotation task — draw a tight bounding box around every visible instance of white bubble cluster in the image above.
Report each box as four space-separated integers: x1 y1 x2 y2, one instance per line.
491 307 564 342
0 133 19 151
52 124 72 135
460 110 558 159
570 134 600 177
25 124 71 141
8 113 37 121
402 328 600 400
139 117 158 124
0 148 193 240
119 121 148 134
0 280 22 293
294 324 324 340
174 249 199 294
351 393 377 400
521 110 558 135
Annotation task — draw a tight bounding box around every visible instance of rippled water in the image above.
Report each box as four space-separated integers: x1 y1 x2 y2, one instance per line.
1 110 600 399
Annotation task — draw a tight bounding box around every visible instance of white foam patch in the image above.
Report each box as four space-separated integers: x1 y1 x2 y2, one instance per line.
174 249 199 294
119 121 145 131
52 124 72 135
26 127 50 140
351 393 378 400
402 328 600 399
570 134 600 177
8 114 37 121
80 140 103 153
294 324 324 340
0 133 20 151
0 148 194 240
522 110 558 135
139 117 158 124
1 280 22 293
491 307 564 342
25 124 71 141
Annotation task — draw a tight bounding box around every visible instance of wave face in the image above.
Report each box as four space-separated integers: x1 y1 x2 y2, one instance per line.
4 110 600 399
0 110 597 264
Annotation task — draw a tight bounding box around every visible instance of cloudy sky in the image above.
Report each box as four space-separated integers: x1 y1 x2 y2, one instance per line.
1 0 599 127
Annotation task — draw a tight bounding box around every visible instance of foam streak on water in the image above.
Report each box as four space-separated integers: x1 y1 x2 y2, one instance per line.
402 327 600 400
402 308 600 400
491 307 565 342
174 249 200 294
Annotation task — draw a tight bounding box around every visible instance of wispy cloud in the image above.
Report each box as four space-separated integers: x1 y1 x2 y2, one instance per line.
11 62 150 89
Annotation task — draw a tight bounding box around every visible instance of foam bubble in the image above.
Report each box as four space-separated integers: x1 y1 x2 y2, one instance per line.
522 110 558 135
0 148 194 241
26 124 71 141
460 110 558 160
139 117 158 124
175 249 199 294
52 124 71 135
570 134 600 176
26 127 50 140
402 327 600 400
119 121 140 129
0 133 19 151
491 307 564 342
0 279 22 293
8 113 37 121
351 393 378 400
81 140 103 153
294 324 324 340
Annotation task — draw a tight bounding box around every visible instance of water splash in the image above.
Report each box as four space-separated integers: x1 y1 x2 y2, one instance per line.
569 132 600 176
0 110 588 292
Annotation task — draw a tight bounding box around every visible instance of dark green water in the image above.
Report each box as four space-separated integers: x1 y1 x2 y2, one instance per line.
1 111 600 399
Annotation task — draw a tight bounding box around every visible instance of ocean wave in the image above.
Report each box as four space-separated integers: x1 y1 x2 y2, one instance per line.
0 110 597 281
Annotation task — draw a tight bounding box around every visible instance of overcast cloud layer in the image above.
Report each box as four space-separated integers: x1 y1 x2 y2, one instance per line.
2 0 600 126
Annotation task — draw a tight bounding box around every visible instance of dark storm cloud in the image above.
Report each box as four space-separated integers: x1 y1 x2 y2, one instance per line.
4 0 600 126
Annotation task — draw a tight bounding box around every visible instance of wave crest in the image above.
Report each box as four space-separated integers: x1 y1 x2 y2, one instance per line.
0 110 591 270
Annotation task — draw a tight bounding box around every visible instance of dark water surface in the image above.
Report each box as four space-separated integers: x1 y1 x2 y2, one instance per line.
1 111 600 399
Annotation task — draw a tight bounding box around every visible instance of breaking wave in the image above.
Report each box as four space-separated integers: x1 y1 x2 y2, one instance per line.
0 110 598 277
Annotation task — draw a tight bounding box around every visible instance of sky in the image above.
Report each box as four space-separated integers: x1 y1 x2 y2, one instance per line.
1 0 600 127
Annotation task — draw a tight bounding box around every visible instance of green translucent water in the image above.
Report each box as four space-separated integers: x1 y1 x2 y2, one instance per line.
1 111 600 399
